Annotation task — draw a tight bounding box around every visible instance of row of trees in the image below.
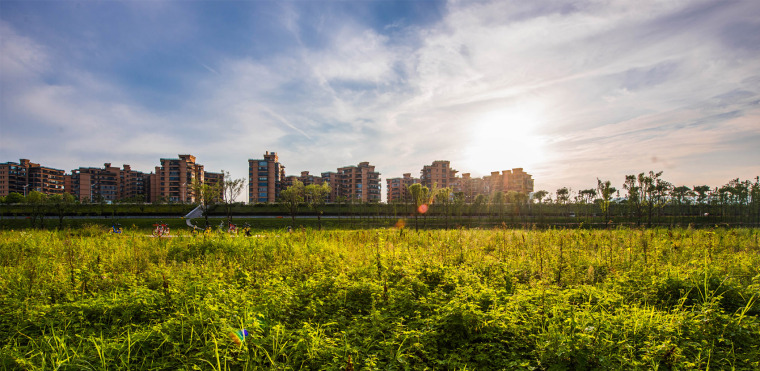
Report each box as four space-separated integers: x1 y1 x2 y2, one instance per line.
386 172 760 228
0 191 78 229
539 173 760 226
3 171 759 228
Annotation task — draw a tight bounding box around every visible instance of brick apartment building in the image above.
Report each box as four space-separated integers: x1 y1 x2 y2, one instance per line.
298 171 323 186
388 163 534 203
320 171 340 202
65 163 148 202
484 168 535 195
386 173 420 203
149 155 218 203
248 151 285 203
275 161 381 203
420 160 459 191
336 162 381 202
0 159 65 197
282 171 324 190
459 173 491 202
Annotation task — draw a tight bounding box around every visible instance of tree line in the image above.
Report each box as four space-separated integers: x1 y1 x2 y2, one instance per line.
2 171 759 229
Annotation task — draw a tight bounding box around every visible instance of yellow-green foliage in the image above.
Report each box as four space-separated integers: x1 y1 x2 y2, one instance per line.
1 227 759 369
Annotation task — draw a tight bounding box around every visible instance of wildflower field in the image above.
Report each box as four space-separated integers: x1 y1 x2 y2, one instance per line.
1 227 759 370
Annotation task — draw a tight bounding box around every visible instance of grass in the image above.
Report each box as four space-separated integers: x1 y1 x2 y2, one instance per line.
1 226 759 369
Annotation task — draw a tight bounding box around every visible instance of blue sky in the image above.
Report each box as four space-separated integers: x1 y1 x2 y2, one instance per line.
1 0 759 201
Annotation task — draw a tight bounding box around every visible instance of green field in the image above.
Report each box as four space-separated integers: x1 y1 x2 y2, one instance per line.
1 227 759 370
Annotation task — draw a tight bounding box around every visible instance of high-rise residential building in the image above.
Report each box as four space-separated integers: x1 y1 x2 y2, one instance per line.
337 161 381 202
0 161 28 197
459 173 491 202
66 163 147 202
484 168 534 195
0 159 65 197
282 175 298 190
420 160 459 191
320 171 340 202
248 151 285 203
120 165 148 201
204 171 224 187
298 171 323 186
149 154 207 203
204 170 225 200
389 162 534 203
281 171 323 190
386 173 420 203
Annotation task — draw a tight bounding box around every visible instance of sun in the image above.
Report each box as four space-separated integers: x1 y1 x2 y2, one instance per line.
462 106 546 176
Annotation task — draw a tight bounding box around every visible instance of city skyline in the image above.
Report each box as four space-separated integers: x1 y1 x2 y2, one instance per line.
2 154 533 203
2 0 759 201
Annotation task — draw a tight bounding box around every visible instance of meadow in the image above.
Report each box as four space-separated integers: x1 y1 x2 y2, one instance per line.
1 226 759 370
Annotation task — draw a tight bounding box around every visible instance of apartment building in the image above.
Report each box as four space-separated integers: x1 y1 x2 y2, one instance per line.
282 171 324 190
389 162 534 203
66 163 147 202
420 160 459 191
386 173 420 203
459 173 491 202
320 171 340 202
298 171 323 186
204 170 225 200
0 161 27 197
0 159 65 197
149 155 207 203
336 162 381 202
282 175 298 190
120 165 148 201
204 171 224 187
248 151 285 203
484 168 535 195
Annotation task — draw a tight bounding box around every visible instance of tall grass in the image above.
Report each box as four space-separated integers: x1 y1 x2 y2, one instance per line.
1 227 759 369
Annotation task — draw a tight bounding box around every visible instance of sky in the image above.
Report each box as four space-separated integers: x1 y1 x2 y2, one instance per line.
1 0 759 202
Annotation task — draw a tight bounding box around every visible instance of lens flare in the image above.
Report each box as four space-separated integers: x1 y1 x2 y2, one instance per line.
229 329 249 345
394 219 406 229
418 204 429 214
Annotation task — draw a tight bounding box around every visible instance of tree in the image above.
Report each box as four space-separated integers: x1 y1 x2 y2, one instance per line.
578 189 597 219
219 171 246 224
407 183 431 231
596 179 616 224
533 190 548 204
305 182 331 229
280 180 305 225
491 191 506 219
556 187 570 205
26 190 48 228
434 187 453 229
623 175 641 224
693 185 711 217
653 177 672 225
452 192 466 221
472 194 487 220
532 190 549 223
637 171 668 227
671 185 693 223
751 177 760 226
48 193 76 230
191 178 222 227
5 192 24 204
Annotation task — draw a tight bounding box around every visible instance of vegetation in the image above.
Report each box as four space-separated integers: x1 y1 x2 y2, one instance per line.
1 227 758 369
1 173 759 230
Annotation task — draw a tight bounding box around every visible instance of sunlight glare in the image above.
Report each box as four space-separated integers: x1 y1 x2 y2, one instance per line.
463 106 546 176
